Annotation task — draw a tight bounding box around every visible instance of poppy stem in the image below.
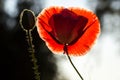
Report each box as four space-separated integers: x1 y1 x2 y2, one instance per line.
64 44 84 80
26 30 41 80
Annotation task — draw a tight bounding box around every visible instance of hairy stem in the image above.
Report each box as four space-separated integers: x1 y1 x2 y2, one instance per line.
64 44 84 80
26 30 40 80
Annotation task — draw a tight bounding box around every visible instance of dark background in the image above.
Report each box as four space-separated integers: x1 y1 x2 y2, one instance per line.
0 0 56 80
0 0 120 80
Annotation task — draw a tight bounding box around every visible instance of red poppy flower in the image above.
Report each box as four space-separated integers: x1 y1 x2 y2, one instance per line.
36 6 100 56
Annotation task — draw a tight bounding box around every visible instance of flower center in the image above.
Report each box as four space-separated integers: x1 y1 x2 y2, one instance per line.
49 9 88 45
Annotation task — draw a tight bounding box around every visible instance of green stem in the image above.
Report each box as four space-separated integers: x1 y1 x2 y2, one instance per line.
64 44 84 80
26 30 40 80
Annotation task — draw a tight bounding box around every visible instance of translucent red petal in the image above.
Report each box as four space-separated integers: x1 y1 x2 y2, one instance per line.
36 6 100 56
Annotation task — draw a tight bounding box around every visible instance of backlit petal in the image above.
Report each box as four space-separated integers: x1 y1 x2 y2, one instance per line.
67 7 100 56
36 6 100 56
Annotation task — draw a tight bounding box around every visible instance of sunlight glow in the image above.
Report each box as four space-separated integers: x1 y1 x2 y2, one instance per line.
4 0 18 17
44 0 89 9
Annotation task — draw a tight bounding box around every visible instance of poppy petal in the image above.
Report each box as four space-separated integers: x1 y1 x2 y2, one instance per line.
36 6 64 54
67 7 100 56
36 6 100 56
49 9 88 44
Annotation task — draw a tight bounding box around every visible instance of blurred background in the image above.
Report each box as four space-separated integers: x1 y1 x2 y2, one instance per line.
0 0 120 80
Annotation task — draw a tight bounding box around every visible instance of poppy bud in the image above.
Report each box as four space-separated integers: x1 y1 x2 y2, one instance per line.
20 9 36 31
